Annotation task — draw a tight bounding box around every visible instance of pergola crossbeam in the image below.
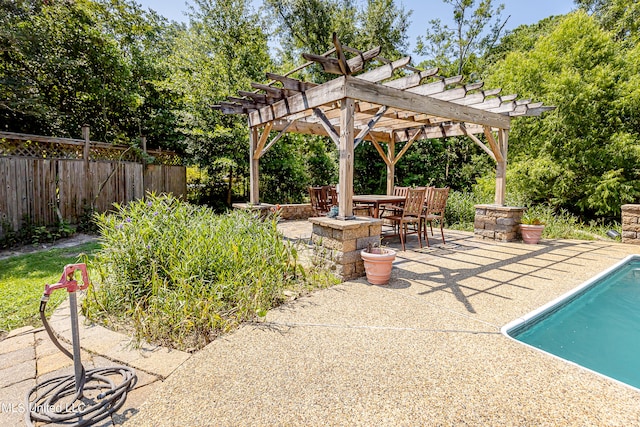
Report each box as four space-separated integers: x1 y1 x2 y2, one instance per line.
461 123 496 162
381 67 439 89
313 108 340 148
265 73 317 92
257 121 293 159
354 106 388 148
356 56 412 83
345 76 511 130
406 75 464 96
303 45 381 75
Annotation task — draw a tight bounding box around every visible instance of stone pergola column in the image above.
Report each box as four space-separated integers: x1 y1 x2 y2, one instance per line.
474 204 524 242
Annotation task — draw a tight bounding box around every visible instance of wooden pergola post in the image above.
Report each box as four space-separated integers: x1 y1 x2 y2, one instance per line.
495 129 509 205
249 126 260 204
337 98 355 219
386 135 395 195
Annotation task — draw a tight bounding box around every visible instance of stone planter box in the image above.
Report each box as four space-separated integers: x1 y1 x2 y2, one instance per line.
622 204 640 245
232 203 315 220
474 204 525 242
310 216 382 281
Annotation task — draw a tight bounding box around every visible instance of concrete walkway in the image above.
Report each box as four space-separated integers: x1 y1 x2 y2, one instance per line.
127 225 640 426
2 223 640 425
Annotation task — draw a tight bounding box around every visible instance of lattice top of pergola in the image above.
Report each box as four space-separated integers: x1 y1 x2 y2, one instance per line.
216 33 554 146
215 34 554 212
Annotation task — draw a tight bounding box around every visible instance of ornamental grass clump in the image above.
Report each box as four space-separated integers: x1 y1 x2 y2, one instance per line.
83 193 310 351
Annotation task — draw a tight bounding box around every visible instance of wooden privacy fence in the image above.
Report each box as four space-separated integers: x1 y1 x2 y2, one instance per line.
0 129 186 235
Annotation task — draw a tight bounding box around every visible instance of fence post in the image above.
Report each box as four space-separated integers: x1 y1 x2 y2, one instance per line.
81 125 91 208
140 136 147 196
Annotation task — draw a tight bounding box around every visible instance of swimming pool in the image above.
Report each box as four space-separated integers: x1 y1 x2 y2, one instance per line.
502 254 640 391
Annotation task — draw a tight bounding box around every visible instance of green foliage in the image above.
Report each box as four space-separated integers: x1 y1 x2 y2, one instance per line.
488 11 640 219
0 216 76 249
354 136 493 195
264 0 410 80
83 194 335 350
264 0 358 58
260 135 311 204
415 0 507 76
576 0 640 44
305 136 339 187
488 15 564 63
0 242 101 333
521 209 545 225
158 0 271 207
0 0 183 146
445 190 485 227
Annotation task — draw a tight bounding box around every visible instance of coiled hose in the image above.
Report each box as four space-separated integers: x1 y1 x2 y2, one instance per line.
24 296 137 426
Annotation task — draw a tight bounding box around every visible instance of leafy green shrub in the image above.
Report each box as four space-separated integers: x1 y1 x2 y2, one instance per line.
445 191 480 230
83 193 335 351
0 216 76 249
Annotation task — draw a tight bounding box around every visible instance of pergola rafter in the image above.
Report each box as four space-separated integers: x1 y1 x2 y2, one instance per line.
214 34 555 219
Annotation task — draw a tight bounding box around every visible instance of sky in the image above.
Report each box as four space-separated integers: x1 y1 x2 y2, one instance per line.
136 0 577 62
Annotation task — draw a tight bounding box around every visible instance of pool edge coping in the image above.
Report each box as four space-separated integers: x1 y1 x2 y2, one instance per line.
500 253 640 393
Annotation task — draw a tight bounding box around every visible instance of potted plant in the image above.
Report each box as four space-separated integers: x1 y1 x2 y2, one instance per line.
361 242 396 285
520 212 545 244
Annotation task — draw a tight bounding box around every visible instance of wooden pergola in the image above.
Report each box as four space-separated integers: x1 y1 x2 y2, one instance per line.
216 34 554 219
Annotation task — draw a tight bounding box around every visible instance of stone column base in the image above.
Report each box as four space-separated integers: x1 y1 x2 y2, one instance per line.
622 204 640 244
474 204 525 242
309 217 382 281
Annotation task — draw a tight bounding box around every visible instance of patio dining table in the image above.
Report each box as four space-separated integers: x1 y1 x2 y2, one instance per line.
352 194 406 218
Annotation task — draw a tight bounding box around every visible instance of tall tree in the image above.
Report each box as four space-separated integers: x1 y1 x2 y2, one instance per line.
487 11 640 218
415 0 507 76
575 0 639 44
160 0 272 208
0 0 182 146
264 0 410 72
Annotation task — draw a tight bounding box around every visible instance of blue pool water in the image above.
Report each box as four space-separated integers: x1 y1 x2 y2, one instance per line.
503 255 640 390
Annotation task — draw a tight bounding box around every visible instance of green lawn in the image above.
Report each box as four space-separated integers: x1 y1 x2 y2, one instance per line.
0 241 101 334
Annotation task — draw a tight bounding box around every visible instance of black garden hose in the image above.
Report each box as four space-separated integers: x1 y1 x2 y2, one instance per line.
24 295 137 426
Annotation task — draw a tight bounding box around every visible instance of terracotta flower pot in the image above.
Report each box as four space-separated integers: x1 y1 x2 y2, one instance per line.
520 224 545 244
361 248 396 285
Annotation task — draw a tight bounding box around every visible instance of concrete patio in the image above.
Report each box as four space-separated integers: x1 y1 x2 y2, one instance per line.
127 221 640 426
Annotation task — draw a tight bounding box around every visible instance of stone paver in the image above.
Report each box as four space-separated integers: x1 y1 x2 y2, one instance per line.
0 360 34 389
0 333 34 356
0 347 34 371
5 326 34 339
0 379 35 427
